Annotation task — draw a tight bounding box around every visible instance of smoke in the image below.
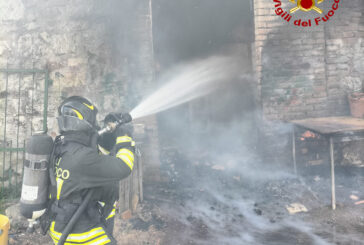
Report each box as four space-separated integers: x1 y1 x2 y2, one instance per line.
153 105 339 245
146 62 347 244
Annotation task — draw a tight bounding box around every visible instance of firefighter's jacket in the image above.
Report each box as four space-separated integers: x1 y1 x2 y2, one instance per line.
49 132 134 245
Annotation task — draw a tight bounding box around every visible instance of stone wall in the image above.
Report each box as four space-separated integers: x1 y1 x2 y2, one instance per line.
0 0 126 136
0 0 115 181
0 0 158 184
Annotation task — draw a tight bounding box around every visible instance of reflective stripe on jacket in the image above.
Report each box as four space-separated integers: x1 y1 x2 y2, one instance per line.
50 221 111 245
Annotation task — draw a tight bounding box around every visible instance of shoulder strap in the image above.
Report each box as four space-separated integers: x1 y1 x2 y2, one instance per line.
40 136 63 235
49 136 65 201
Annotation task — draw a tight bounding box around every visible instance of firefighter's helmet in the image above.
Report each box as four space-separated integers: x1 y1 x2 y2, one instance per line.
57 96 98 133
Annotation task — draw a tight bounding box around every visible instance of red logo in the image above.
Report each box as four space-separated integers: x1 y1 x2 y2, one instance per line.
273 0 340 27
289 0 324 14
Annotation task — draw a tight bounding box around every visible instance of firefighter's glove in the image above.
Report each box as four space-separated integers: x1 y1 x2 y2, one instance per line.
104 112 133 135
98 132 115 152
104 112 122 125
114 120 134 137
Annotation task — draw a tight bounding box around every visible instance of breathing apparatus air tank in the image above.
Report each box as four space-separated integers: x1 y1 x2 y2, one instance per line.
20 132 53 221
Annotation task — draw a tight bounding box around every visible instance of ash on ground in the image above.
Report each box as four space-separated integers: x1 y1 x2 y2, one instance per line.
113 148 364 245
9 148 364 245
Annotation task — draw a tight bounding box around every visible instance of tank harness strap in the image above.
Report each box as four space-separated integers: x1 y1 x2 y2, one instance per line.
51 194 83 223
51 203 79 224
50 136 65 188
40 136 66 235
40 136 63 235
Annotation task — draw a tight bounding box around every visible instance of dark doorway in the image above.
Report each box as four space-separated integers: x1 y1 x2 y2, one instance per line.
152 0 257 152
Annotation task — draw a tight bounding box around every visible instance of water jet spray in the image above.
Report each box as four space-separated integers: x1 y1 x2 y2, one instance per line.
130 56 241 120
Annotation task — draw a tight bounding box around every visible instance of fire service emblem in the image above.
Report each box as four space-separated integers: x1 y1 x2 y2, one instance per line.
273 0 340 27
289 0 324 14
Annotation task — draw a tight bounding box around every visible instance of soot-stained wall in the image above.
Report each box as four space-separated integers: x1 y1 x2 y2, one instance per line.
253 0 364 165
0 0 158 184
254 0 364 121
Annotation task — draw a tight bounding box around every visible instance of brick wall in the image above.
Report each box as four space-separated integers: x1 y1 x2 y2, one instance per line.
254 0 364 121
325 0 364 114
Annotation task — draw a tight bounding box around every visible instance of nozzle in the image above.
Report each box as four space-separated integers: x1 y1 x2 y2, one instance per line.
98 112 133 136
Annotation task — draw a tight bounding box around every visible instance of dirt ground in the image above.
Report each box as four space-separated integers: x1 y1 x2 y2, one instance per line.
8 149 364 245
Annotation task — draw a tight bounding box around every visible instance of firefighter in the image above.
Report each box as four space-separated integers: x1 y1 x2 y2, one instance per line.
48 96 134 245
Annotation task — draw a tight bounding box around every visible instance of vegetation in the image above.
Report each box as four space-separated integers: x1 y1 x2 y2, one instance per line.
0 186 20 214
